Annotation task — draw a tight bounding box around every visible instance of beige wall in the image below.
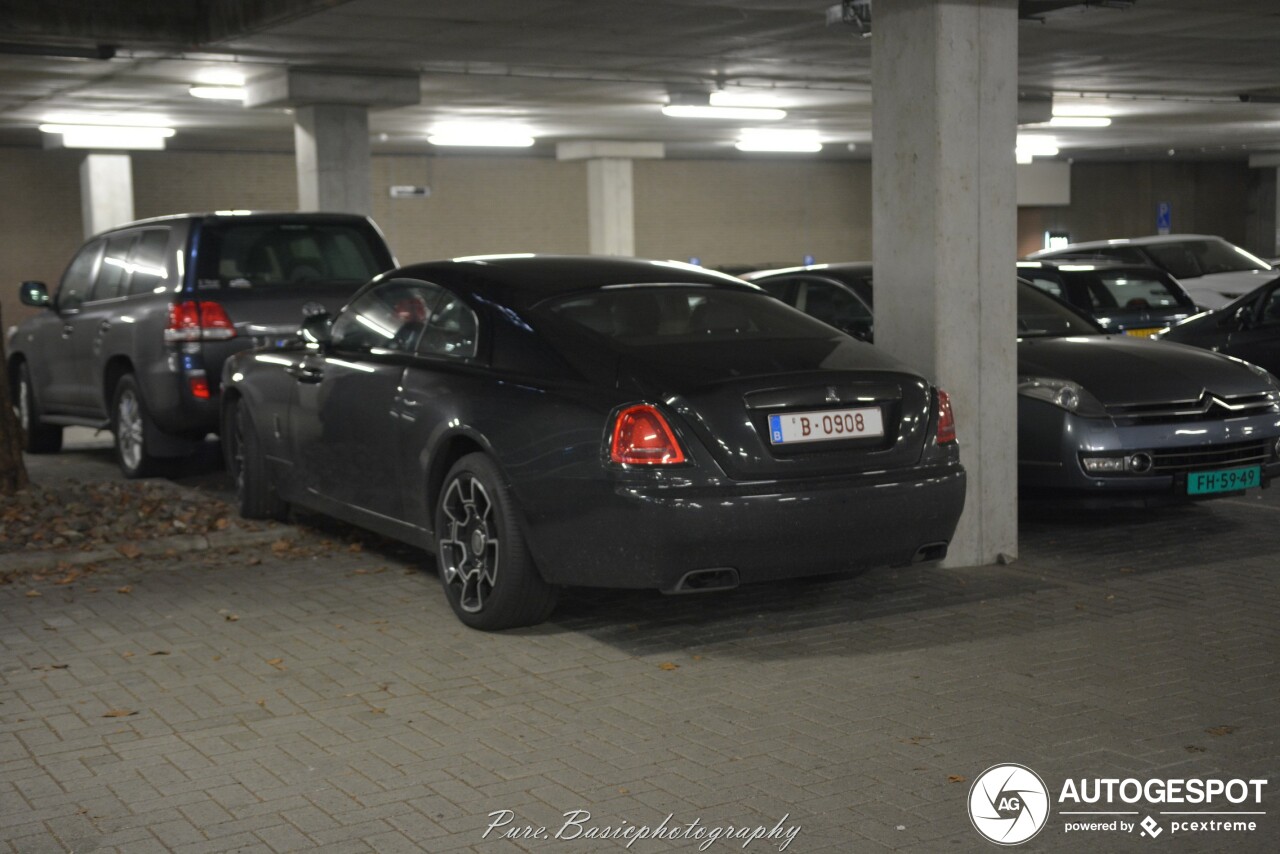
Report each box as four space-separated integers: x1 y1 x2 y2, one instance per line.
1016 161 1258 257
636 159 873 269
1 145 1266 332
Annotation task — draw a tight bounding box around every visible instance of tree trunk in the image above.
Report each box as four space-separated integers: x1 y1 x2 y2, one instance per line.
0 301 31 494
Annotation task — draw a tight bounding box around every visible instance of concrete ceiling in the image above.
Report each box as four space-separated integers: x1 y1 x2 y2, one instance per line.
1 0 1279 162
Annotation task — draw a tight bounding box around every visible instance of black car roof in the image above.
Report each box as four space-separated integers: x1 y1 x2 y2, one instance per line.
92 211 376 235
389 255 758 309
1018 258 1168 275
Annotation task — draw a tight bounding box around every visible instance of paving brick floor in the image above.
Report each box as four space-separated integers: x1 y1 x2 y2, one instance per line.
2 439 1278 852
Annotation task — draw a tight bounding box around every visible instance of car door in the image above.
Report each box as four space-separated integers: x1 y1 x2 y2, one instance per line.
1222 282 1280 377
66 232 138 412
288 279 445 522
38 239 105 413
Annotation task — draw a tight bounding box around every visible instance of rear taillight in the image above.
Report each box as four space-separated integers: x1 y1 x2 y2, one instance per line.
935 389 957 445
610 404 687 465
165 300 236 342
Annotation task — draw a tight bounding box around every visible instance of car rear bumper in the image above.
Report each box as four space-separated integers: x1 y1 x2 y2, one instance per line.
516 463 967 590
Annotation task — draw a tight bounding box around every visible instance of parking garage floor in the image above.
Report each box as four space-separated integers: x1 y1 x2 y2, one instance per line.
2 431 1277 852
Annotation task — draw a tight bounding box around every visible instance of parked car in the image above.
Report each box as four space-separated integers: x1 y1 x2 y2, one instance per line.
1155 274 1280 378
747 263 1280 501
1025 234 1273 310
221 255 967 630
8 212 396 477
1015 259 1197 336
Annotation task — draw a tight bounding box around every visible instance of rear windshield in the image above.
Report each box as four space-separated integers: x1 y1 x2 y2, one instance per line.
1067 269 1194 310
1144 240 1270 279
541 286 841 345
195 221 387 289
1018 283 1102 338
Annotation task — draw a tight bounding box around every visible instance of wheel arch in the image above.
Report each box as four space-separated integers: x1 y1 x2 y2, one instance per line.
425 432 489 524
102 356 135 411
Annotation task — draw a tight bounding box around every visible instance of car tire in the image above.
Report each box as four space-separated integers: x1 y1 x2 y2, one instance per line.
435 453 558 630
111 374 161 479
224 397 289 521
15 363 63 453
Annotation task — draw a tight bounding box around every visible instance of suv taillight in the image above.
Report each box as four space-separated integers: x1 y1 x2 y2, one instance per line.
935 389 957 445
165 300 236 342
610 404 687 465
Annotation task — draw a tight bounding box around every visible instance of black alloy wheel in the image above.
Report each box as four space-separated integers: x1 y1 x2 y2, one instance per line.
435 453 558 630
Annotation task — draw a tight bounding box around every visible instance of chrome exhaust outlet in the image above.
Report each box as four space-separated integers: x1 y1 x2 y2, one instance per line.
666 567 740 594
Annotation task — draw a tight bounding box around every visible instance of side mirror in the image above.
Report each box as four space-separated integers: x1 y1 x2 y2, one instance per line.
298 311 333 347
19 281 49 307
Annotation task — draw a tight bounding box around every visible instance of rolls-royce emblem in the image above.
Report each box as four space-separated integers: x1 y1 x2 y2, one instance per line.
826 386 839 402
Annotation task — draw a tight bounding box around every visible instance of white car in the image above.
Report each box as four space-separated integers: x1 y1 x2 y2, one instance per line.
1026 234 1273 310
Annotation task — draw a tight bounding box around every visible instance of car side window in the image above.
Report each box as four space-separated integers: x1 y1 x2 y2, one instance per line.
1258 286 1280 327
56 240 104 312
127 229 172 296
90 234 139 302
796 277 873 330
418 291 479 359
330 279 475 357
1024 274 1065 300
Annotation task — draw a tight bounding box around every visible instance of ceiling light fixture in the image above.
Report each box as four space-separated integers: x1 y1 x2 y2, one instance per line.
1048 116 1111 127
736 129 822 153
39 124 176 150
663 104 786 121
189 86 246 101
1051 103 1115 118
427 123 535 147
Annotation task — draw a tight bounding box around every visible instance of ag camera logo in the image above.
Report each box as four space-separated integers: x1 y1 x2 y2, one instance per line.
969 764 1051 845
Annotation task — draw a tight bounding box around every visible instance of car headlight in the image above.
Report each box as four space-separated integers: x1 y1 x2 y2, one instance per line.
1017 376 1109 417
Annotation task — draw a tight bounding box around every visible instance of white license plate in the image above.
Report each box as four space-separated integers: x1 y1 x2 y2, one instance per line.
768 407 884 445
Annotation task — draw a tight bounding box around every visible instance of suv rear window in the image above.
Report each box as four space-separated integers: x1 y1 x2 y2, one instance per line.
196 222 386 288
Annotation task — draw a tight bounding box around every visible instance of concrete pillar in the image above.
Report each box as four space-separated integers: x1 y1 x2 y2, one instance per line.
872 0 1019 567
79 154 134 238
557 141 665 256
294 104 371 215
245 68 420 216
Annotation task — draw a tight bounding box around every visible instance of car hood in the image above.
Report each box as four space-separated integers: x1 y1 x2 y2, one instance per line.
1178 270 1274 309
1017 334 1271 405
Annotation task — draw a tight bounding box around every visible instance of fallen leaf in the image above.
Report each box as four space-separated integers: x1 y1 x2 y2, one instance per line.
266 657 287 670
101 709 137 718
31 664 69 671
369 706 386 714
270 540 292 554
148 650 170 656
948 775 966 784
211 655 222 662
347 543 363 552
215 518 231 530
25 589 41 598
658 662 680 671
117 586 132 595
1185 745 1206 753
256 698 266 706
224 614 239 622
116 543 142 559
246 557 262 567
1206 725 1236 737
121 651 135 659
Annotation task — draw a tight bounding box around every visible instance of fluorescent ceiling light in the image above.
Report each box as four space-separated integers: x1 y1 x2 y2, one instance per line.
427 123 535 147
1048 116 1111 128
1016 134 1059 155
708 91 784 109
42 112 173 128
196 69 245 86
1052 103 1114 118
663 104 786 120
1016 150 1034 164
39 124 175 150
736 129 822 153
189 86 246 101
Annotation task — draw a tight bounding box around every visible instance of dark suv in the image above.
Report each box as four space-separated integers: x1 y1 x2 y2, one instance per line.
9 212 396 477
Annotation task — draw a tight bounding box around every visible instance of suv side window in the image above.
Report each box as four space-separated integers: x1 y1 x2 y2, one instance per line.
127 229 172 296
91 234 139 302
56 240 104 312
